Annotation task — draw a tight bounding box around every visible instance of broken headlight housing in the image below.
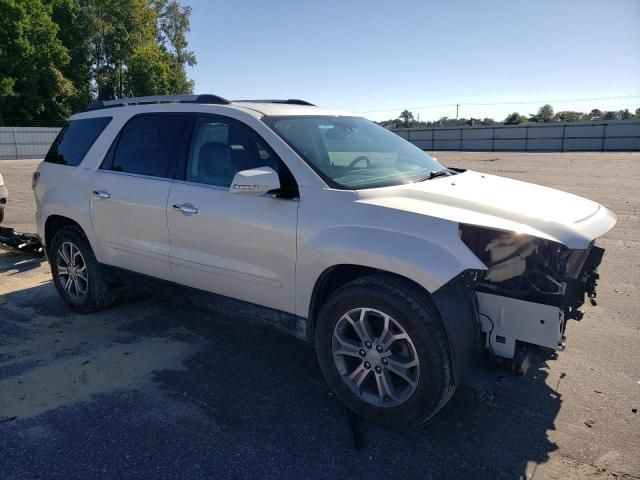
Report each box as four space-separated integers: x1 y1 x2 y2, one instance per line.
459 224 582 307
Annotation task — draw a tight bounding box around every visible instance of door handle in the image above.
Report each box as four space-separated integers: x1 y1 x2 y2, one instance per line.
172 203 198 215
93 190 111 200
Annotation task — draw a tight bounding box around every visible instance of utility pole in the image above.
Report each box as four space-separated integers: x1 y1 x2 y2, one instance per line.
456 104 460 120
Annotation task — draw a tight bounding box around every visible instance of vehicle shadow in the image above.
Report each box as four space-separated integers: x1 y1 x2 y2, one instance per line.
149 301 562 479
0 281 561 480
0 249 45 275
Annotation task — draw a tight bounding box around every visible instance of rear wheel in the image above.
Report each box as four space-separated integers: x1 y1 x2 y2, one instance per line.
315 275 455 427
49 226 115 313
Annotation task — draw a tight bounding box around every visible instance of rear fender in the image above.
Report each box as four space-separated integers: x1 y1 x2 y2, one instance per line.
35 164 102 260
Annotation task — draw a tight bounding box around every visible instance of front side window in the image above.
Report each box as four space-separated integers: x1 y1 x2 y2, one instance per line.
110 114 188 178
186 116 290 191
264 116 445 189
44 117 112 166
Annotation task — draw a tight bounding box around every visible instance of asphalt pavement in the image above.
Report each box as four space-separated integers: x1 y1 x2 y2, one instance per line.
1 153 639 479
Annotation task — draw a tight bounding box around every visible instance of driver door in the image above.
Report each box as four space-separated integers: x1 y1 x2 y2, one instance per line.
166 115 299 314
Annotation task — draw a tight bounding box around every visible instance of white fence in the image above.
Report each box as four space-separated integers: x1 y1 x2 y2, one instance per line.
392 120 640 152
2 120 640 160
0 127 61 160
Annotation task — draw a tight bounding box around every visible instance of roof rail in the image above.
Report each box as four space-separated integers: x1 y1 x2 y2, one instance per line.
85 94 230 111
233 99 316 106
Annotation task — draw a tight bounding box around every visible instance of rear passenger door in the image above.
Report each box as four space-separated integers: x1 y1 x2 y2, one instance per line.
90 113 190 281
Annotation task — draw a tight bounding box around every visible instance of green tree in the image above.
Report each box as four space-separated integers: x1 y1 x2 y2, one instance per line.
399 110 415 127
587 109 603 120
0 0 196 120
83 0 158 99
504 112 527 125
554 111 584 123
620 109 633 120
536 104 554 120
126 44 172 95
48 0 92 111
153 0 196 93
0 0 73 121
82 0 195 99
635 107 640 118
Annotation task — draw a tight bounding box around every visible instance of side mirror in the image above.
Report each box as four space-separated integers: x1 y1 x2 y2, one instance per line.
229 166 280 196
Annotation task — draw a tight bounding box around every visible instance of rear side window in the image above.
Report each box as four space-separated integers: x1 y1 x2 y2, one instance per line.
109 114 188 178
44 117 112 166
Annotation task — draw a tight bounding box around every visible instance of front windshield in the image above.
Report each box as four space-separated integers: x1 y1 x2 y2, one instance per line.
264 116 446 189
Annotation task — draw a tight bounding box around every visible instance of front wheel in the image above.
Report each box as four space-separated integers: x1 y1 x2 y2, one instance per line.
315 275 455 427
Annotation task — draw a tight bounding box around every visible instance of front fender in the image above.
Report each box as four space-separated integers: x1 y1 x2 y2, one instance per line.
296 221 486 318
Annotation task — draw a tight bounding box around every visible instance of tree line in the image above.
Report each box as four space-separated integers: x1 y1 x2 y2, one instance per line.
0 0 196 122
382 104 640 128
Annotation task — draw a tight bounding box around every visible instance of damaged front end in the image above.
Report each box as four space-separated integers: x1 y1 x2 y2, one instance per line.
459 224 605 367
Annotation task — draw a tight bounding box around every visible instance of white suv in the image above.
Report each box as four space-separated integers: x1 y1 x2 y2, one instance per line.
33 95 616 427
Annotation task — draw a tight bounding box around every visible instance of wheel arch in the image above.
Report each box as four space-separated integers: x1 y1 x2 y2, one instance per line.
307 264 479 384
309 265 381 337
308 265 438 339
44 215 93 258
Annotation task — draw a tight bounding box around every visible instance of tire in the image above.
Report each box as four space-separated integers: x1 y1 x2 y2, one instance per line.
315 274 455 428
49 225 115 313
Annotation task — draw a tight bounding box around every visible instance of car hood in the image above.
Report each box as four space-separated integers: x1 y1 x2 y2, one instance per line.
356 170 616 249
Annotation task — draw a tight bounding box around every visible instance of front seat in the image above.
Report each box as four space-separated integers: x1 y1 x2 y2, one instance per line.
197 142 236 187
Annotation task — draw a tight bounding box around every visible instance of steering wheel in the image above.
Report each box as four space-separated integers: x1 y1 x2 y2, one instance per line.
348 155 370 169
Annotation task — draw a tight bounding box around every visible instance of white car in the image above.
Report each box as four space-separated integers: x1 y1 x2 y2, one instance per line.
33 95 616 427
0 173 7 223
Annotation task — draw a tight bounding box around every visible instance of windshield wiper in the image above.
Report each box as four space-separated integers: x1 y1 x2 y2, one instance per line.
414 169 457 182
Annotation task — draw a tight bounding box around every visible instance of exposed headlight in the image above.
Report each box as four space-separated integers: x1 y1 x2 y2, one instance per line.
459 224 537 268
459 223 569 297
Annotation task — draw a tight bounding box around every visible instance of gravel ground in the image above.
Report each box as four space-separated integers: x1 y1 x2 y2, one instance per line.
0 159 38 233
1 153 639 479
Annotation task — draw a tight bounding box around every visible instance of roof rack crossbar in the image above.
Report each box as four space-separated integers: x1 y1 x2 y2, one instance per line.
233 99 315 106
85 94 230 111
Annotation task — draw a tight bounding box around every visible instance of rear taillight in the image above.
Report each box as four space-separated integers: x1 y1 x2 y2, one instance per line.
31 171 40 190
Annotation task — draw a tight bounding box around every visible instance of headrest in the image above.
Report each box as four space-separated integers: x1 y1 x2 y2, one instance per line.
199 142 230 167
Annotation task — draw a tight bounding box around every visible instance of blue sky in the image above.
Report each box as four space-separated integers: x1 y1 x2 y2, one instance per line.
184 0 640 121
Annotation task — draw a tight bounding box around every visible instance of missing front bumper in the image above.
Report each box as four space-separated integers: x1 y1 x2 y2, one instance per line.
477 292 565 359
470 242 606 359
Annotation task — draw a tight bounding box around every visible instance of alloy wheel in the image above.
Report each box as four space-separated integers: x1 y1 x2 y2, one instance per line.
331 307 420 407
56 241 89 301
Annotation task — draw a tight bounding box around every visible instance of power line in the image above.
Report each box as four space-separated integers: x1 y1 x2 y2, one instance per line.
357 94 640 114
466 94 640 106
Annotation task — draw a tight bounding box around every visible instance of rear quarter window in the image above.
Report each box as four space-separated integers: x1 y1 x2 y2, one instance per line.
44 117 112 166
